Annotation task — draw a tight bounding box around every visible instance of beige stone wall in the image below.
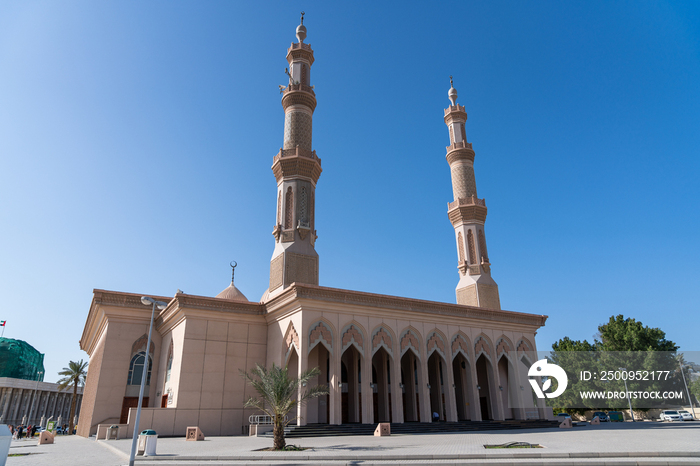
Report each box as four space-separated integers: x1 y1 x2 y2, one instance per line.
163 317 268 436
77 329 106 437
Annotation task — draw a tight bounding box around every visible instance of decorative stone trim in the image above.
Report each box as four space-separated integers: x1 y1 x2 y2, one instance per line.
371 327 393 356
281 90 317 112
474 335 492 359
131 334 155 355
277 284 547 327
448 204 488 225
308 321 332 354
285 323 300 355
400 329 420 357
341 324 364 354
272 151 322 184
281 230 295 243
426 332 446 359
446 147 475 164
451 334 471 360
496 338 512 358
447 196 486 210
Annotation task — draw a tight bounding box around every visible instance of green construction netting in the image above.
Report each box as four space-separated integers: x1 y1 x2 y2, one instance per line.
0 337 45 381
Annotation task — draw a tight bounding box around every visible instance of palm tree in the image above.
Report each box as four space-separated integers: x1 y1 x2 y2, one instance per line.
242 363 328 450
57 359 88 435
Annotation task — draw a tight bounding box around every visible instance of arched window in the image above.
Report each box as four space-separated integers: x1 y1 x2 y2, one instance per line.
478 229 489 263
300 186 308 224
460 124 466 142
449 126 454 144
127 352 152 386
165 341 173 383
467 229 476 264
285 187 294 229
277 191 282 224
457 232 465 263
301 64 308 86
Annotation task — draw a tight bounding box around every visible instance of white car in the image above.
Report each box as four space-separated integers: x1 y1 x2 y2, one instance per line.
678 410 695 421
660 410 682 421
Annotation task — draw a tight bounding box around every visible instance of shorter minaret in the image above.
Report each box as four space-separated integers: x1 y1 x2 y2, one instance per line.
215 261 249 302
444 78 501 310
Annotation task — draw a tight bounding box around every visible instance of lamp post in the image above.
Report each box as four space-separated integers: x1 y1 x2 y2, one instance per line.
618 368 634 422
128 296 167 466
678 360 697 419
28 370 43 425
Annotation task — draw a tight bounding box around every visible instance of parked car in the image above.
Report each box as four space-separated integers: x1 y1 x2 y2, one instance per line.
660 410 682 421
678 410 695 421
607 411 624 422
556 413 572 419
592 411 609 422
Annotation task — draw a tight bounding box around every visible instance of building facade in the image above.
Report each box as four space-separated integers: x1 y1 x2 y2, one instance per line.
78 17 549 438
0 377 83 427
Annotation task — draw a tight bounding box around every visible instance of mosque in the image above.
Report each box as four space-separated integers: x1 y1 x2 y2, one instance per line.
77 16 550 438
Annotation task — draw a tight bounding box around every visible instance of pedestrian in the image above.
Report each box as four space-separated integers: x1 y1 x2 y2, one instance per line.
17 425 24 439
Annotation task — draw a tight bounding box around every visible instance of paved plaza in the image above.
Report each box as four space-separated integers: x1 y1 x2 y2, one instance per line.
6 422 700 466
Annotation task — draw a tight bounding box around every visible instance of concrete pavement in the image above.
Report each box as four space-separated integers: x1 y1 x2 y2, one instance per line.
6 421 700 466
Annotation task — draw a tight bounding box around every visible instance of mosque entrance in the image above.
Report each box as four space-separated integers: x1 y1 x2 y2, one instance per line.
340 345 362 423
400 350 421 422
452 354 473 420
371 347 392 423
476 354 493 420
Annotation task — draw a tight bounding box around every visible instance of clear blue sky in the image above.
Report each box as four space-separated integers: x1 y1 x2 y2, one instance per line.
1 1 698 382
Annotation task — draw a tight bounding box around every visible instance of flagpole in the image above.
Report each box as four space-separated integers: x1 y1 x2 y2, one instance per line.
1 322 5 338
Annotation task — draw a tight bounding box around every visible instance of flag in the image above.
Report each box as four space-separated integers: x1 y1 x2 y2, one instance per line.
0 321 5 326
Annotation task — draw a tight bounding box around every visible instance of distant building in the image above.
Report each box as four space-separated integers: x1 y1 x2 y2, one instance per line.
78 17 550 438
0 378 83 426
0 337 45 381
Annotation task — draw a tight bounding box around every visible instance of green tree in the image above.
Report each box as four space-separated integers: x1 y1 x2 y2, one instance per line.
596 315 678 352
242 363 328 450
57 359 88 435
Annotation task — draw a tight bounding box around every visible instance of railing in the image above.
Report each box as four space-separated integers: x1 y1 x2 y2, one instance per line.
283 83 315 94
249 414 289 425
290 42 312 51
278 147 319 161
447 196 486 210
444 104 466 115
445 141 473 151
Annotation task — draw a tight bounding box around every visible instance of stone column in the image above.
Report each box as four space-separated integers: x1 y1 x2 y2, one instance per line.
1 388 12 422
489 358 504 420
391 353 403 423
329 346 341 425
361 348 372 424
297 344 308 426
10 389 23 424
470 364 482 421
418 354 431 423
444 356 458 422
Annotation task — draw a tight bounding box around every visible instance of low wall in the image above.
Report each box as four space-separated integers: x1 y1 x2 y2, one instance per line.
125 407 252 437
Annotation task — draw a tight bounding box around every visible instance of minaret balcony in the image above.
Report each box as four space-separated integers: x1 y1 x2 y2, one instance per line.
272 147 322 184
444 104 466 115
447 197 488 225
447 196 485 210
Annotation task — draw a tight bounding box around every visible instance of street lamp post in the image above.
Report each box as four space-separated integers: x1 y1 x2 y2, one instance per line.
678 360 697 419
128 296 167 466
28 370 44 426
618 368 634 422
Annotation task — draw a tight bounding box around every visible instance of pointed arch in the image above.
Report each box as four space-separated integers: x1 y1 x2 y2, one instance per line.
426 329 447 360
478 229 489 263
284 186 294 229
131 334 155 356
300 186 308 225
340 322 365 355
451 332 472 361
474 333 494 361
277 190 282 224
467 229 476 264
165 339 174 383
399 327 422 359
284 321 300 363
308 320 333 355
495 335 514 361
457 232 465 263
371 325 395 357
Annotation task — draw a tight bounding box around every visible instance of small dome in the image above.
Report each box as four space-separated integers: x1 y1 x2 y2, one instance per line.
448 86 458 106
296 24 307 43
215 283 249 302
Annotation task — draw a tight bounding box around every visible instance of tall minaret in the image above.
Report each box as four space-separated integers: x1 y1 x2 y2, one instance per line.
444 78 501 310
267 13 322 299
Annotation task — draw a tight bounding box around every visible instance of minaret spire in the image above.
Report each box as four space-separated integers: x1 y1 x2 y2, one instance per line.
444 78 501 310
267 16 321 299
